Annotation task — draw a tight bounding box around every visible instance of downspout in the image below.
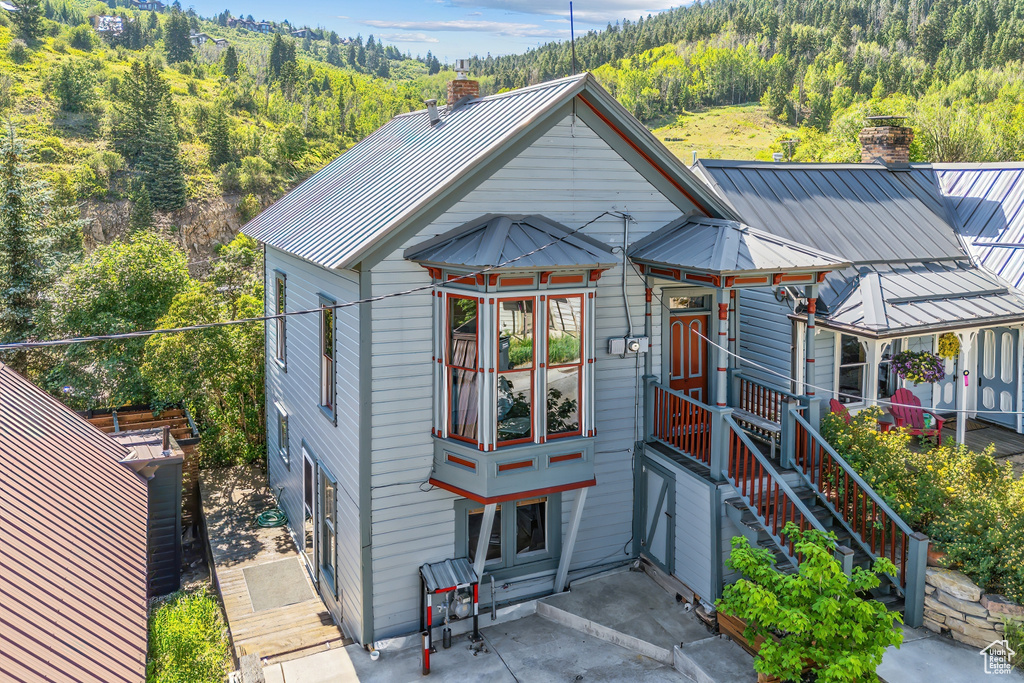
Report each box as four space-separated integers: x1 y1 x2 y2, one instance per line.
622 212 633 338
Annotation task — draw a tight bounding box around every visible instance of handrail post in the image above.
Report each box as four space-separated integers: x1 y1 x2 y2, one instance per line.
643 375 657 443
801 395 823 431
728 367 741 408
780 398 798 470
904 532 930 628
835 544 854 576
709 406 733 482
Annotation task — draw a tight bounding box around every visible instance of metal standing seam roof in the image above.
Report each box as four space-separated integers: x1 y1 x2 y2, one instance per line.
420 558 478 592
0 364 148 683
242 73 730 271
935 164 1024 288
628 215 849 275
404 214 618 270
821 260 1024 336
696 160 967 263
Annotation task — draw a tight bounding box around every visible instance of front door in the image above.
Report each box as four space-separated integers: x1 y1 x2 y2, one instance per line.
978 327 1018 429
670 313 710 402
301 448 317 584
640 459 674 573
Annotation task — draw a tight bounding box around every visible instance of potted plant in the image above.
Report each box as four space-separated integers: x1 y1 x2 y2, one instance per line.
892 350 945 385
716 523 904 683
937 333 960 361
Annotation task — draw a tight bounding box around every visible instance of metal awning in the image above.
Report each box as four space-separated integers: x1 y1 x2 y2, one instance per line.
404 214 617 271
816 260 1024 337
628 215 849 287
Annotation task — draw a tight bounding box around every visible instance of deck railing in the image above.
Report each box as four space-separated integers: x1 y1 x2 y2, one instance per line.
791 410 928 627
649 381 713 466
729 370 802 438
725 416 830 560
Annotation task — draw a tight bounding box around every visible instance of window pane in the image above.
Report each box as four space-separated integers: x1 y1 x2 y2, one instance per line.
548 297 581 365
547 366 580 435
838 365 864 404
498 299 533 371
497 370 532 443
279 412 289 462
516 499 547 555
468 506 502 563
322 307 334 357
448 297 477 367
450 369 479 440
840 335 865 365
668 295 707 310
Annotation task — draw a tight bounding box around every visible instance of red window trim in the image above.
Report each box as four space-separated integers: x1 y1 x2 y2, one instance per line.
546 294 584 439
446 294 481 445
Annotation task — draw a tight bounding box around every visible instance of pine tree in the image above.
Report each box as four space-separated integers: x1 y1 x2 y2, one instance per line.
164 9 193 63
128 183 153 232
222 45 238 80
111 60 170 163
207 109 231 168
11 0 45 41
138 102 186 211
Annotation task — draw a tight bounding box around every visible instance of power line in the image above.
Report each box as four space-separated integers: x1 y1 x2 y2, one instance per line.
0 211 625 352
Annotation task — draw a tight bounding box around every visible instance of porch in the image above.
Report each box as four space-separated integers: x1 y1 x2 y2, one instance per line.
937 417 1024 476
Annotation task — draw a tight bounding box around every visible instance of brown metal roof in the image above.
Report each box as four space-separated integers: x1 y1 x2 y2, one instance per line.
0 363 149 683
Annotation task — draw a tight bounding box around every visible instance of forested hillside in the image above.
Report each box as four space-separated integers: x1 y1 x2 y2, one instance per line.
468 0 1024 162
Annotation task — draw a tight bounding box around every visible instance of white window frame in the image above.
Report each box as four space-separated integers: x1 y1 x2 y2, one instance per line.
836 334 868 406
273 271 287 368
318 294 336 423
275 402 289 467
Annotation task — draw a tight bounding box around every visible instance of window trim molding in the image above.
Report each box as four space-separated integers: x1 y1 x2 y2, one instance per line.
273 270 288 371
275 401 290 469
454 493 562 579
318 293 338 425
318 463 339 597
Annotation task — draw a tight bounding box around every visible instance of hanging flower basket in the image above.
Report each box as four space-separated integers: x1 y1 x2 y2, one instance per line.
892 350 945 384
937 333 960 360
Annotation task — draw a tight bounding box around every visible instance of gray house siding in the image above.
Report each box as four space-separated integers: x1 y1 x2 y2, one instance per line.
264 246 363 641
815 329 835 396
738 288 793 391
366 114 691 639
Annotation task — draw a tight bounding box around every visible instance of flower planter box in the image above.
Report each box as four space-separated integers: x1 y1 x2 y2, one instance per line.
718 612 815 683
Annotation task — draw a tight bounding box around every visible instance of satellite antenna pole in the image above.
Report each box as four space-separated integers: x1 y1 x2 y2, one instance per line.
570 2 577 75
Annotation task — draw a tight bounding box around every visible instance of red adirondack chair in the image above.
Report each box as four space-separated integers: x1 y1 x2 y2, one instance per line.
889 388 944 444
829 398 852 423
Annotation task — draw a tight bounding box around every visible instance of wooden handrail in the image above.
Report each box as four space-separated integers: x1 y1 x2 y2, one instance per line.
724 415 830 559
650 382 712 466
731 372 802 440
791 411 920 590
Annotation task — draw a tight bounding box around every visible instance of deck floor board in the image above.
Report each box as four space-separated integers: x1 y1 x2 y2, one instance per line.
199 466 352 665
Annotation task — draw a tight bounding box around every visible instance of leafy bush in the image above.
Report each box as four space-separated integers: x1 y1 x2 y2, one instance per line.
67 24 94 51
8 39 28 63
820 408 1024 603
1005 619 1024 672
237 193 260 222
47 60 96 113
717 523 903 683
238 155 272 193
147 587 229 683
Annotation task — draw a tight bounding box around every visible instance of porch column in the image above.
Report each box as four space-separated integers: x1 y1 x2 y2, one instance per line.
955 331 976 446
865 339 884 407
716 290 730 407
473 503 497 581
554 487 588 593
728 290 738 368
804 285 819 399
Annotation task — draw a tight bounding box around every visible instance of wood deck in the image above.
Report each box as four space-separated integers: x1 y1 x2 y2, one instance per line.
199 466 351 665
938 419 1024 476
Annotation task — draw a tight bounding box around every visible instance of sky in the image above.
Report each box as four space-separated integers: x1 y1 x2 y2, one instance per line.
185 1 683 59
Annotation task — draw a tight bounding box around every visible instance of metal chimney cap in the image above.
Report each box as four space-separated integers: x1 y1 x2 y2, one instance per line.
772 152 784 162
425 99 440 125
454 58 470 80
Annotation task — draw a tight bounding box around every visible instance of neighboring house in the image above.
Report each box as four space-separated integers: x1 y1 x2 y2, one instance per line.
229 17 256 31
696 152 1024 436
256 21 271 33
92 14 126 34
214 37 229 46
243 72 867 646
0 363 149 683
0 2 18 12
130 0 164 11
189 31 212 46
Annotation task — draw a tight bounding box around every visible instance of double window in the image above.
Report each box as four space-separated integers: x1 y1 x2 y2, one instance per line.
443 291 588 448
459 495 560 572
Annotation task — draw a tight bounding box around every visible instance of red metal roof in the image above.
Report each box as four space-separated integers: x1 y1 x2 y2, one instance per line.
0 363 149 683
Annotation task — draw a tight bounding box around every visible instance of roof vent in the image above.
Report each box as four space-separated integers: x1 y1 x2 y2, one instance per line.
454 59 470 80
425 99 440 125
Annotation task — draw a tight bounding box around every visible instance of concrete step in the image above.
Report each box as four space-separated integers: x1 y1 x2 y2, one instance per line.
674 636 757 683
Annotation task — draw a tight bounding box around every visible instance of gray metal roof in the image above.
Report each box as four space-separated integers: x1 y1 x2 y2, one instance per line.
696 160 967 263
935 164 1024 288
821 260 1024 336
420 558 477 592
405 214 617 270
628 215 848 275
243 73 730 271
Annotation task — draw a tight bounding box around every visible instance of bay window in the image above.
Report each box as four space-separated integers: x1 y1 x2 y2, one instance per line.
439 289 593 449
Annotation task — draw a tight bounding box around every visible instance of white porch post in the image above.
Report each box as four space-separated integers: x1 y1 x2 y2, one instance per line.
473 503 497 581
865 339 884 407
804 285 819 399
554 487 588 593
955 331 977 446
715 290 730 407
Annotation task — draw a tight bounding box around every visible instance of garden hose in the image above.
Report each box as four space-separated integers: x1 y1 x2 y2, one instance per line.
255 507 288 528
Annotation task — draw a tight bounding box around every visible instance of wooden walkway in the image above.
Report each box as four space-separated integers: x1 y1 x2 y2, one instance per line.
199 466 351 665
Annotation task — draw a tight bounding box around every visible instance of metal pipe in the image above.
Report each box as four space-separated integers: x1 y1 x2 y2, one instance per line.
622 213 633 338
490 575 496 620
421 631 430 675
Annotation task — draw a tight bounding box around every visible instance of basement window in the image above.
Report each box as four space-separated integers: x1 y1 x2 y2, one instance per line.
458 495 561 574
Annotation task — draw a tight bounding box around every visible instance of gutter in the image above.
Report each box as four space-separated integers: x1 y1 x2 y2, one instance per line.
789 311 1024 340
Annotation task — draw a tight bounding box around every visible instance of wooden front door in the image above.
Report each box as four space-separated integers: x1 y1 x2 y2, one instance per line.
670 313 709 402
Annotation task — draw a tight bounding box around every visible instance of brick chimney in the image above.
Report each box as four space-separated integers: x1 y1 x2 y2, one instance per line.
859 116 913 164
447 58 479 104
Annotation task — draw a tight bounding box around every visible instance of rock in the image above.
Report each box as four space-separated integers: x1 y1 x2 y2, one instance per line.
951 629 998 650
923 608 946 624
936 590 990 617
925 568 983 602
967 615 1002 630
945 616 999 642
925 584 935 595
922 617 945 634
981 594 1024 618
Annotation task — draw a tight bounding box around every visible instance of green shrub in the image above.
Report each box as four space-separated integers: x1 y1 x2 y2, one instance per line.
47 59 96 113
821 408 1024 603
147 587 229 683
68 25 94 51
237 193 260 222
1005 619 1024 672
718 523 903 683
8 39 28 63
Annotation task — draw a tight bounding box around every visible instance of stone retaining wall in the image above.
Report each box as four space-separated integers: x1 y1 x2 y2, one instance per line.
923 568 1024 649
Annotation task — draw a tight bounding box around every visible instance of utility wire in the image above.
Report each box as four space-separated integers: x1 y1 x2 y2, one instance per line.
0 211 625 352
